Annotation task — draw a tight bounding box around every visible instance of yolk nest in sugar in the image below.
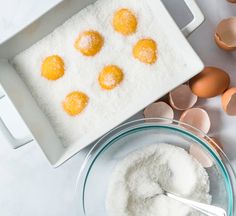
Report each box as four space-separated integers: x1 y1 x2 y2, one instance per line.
113 8 137 36
98 65 124 90
74 31 104 56
63 91 89 116
41 55 64 80
133 38 157 64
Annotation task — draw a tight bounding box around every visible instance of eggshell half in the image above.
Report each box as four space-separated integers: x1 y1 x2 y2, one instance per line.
215 17 236 51
189 144 213 168
222 87 236 116
169 84 198 110
179 108 211 134
189 67 230 98
144 101 174 120
208 137 223 157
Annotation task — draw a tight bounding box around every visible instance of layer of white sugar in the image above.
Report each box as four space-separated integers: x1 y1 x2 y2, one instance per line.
12 0 200 149
106 144 211 216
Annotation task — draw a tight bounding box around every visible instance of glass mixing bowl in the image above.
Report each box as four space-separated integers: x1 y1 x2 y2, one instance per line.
76 118 236 216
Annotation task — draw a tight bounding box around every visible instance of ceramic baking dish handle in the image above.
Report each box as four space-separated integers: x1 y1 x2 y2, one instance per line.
182 0 204 37
0 94 33 148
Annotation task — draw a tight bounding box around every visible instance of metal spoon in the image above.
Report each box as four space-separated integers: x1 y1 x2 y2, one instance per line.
149 191 227 216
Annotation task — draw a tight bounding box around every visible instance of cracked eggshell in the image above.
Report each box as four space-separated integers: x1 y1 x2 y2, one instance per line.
144 101 174 120
189 144 213 168
215 17 236 51
169 84 198 110
208 137 223 157
179 108 211 134
222 87 236 116
190 137 223 168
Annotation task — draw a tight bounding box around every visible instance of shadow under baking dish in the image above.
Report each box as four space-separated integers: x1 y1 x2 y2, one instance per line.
76 118 235 216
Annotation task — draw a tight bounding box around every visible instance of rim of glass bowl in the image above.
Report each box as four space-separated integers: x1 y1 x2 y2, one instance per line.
76 118 236 216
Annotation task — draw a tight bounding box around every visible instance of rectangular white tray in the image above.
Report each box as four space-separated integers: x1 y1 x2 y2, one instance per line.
0 0 204 167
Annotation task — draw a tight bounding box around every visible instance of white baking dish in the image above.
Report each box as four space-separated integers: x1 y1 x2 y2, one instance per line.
0 0 204 167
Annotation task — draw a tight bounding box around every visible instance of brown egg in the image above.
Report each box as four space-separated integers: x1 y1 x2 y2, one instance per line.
215 17 236 51
169 84 198 110
189 67 230 98
227 0 236 2
179 108 211 135
222 87 236 116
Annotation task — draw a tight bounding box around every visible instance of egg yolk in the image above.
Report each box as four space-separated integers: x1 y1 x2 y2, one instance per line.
74 31 104 56
63 91 89 116
41 55 64 80
113 8 137 36
133 39 157 64
98 65 124 90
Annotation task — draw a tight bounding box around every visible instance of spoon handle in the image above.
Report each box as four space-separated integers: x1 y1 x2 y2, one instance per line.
166 192 227 216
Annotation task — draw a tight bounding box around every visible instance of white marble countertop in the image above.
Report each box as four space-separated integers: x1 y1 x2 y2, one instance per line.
0 0 61 44
0 0 236 215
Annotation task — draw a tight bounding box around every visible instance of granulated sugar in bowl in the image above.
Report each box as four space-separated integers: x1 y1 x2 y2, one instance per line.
76 118 236 216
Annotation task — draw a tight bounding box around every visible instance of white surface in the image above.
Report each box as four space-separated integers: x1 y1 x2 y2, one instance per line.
0 0 62 44
0 0 235 216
